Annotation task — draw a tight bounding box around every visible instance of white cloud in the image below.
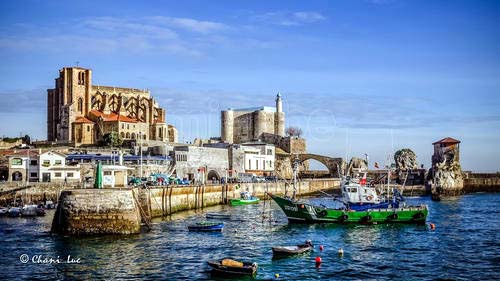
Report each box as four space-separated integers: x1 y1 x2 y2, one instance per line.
148 16 228 33
253 11 327 26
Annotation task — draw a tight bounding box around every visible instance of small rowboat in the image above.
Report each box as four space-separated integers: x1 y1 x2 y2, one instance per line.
207 258 258 276
8 207 21 217
229 191 260 206
272 240 314 256
205 213 231 220
188 221 224 232
0 207 8 216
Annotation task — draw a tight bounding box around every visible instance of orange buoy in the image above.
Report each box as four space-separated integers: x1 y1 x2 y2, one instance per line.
429 223 435 230
319 245 324 251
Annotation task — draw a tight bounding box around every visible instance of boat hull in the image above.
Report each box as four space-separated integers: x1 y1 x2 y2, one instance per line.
268 193 428 224
272 245 313 256
188 222 224 232
229 198 260 206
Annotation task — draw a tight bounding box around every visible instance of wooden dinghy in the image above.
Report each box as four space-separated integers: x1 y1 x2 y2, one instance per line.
207 258 258 276
272 240 314 256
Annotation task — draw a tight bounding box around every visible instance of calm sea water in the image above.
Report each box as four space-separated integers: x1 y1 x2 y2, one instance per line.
0 193 499 280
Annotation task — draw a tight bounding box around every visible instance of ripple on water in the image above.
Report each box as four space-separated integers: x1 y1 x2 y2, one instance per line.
1 194 500 280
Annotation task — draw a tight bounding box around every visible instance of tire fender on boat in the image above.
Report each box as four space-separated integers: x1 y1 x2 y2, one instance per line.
362 214 372 222
387 213 398 220
317 210 327 217
412 212 425 219
339 214 349 221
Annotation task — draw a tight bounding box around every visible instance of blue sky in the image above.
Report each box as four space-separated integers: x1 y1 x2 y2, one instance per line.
0 0 499 171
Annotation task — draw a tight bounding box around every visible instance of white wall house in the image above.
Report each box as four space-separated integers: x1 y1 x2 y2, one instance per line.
241 143 275 175
8 150 81 183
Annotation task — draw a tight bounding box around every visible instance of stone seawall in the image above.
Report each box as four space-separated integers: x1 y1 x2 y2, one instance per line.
51 179 339 235
51 189 142 235
464 173 500 193
140 179 340 219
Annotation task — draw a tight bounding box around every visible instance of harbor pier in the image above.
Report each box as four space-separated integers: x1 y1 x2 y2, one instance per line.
51 179 340 235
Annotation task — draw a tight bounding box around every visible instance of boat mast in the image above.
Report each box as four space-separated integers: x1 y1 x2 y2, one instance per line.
292 155 299 199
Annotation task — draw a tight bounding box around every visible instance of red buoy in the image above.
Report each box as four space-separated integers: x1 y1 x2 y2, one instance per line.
319 245 324 251
315 256 322 267
429 223 435 230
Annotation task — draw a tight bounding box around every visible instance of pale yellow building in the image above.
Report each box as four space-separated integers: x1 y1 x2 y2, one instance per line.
47 67 177 146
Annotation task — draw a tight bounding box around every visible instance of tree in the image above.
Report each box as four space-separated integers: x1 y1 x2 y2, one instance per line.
285 127 303 138
102 132 123 147
23 134 31 145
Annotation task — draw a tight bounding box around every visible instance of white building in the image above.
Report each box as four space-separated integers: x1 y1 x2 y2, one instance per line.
8 150 81 183
102 165 131 188
241 142 275 176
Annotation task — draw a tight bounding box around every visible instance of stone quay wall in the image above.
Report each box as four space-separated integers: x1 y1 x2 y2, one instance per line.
51 179 339 235
51 189 142 235
140 179 340 219
464 172 500 193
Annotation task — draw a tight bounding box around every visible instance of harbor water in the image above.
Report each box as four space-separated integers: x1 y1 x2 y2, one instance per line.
0 193 499 280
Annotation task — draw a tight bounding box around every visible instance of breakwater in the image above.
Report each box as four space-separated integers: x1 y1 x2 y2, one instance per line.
51 179 340 235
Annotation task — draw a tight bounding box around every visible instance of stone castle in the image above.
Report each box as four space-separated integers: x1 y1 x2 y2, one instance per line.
221 94 285 144
47 67 177 146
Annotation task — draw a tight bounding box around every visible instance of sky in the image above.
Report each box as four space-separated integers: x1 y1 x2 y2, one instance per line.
0 0 499 172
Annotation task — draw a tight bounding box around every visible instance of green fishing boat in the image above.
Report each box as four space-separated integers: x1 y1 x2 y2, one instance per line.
269 160 428 224
229 191 260 206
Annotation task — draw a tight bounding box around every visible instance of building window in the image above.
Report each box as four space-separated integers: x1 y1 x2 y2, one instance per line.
87 125 90 132
131 133 136 139
11 158 23 166
120 132 125 138
267 149 273 155
54 160 62 166
55 172 62 177
104 171 112 176
30 172 37 178
126 132 130 139
42 160 50 167
77 98 83 113
67 172 74 177
30 160 37 165
256 160 259 170
122 124 124 129
127 124 130 129
248 159 251 170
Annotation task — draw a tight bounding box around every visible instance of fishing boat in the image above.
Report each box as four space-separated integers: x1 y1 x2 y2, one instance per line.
207 258 258 277
272 240 314 256
269 158 428 224
188 221 224 232
229 191 260 206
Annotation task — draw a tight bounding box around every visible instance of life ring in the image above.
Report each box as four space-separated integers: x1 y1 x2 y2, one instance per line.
365 195 374 201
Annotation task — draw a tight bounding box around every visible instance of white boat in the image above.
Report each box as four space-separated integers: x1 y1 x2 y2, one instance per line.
0 207 8 216
8 207 21 217
21 204 38 216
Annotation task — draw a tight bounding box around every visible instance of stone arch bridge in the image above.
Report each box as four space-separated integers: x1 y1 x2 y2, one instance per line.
297 154 345 178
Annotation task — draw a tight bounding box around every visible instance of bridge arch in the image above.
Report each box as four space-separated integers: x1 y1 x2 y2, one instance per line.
296 154 345 177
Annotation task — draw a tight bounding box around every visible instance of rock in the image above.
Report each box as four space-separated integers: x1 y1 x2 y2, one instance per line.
347 157 367 175
429 140 464 200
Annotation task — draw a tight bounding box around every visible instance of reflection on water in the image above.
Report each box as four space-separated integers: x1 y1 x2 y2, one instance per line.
0 194 499 280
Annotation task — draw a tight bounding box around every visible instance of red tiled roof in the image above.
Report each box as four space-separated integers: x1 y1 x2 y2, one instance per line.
432 137 461 145
89 110 138 123
74 116 94 124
